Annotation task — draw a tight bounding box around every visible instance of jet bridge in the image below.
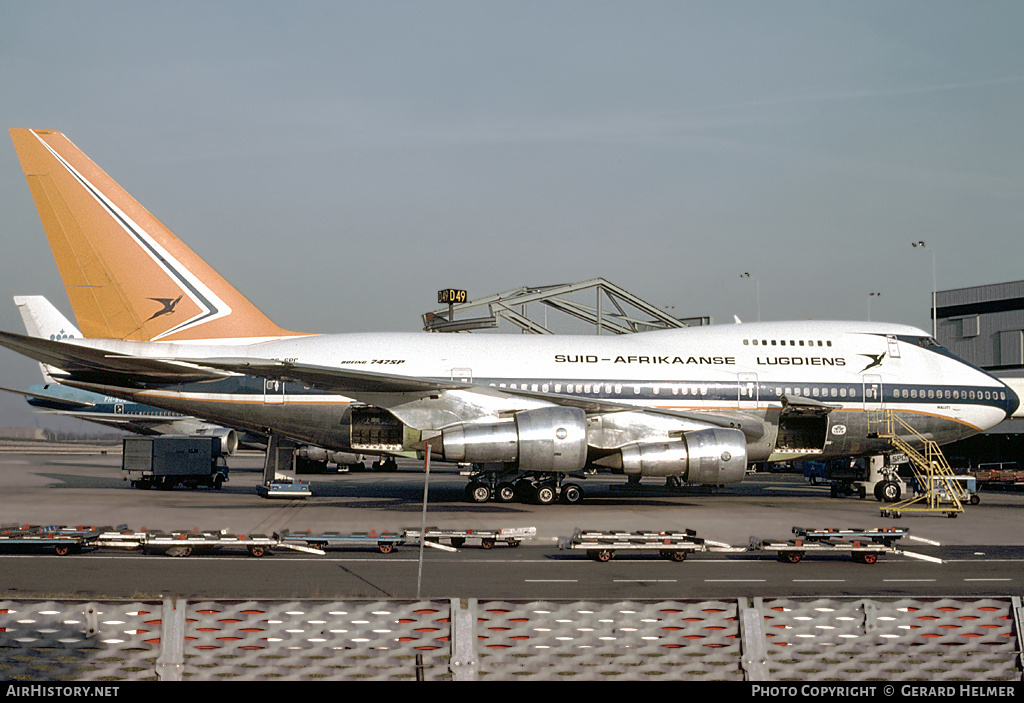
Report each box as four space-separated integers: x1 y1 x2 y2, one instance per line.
422 278 710 334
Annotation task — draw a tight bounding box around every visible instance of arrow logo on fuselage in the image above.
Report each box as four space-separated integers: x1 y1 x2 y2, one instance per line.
859 352 886 373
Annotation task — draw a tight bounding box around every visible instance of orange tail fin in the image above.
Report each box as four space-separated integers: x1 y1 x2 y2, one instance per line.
10 128 304 342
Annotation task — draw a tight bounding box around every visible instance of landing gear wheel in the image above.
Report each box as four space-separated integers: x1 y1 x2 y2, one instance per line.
880 481 902 503
466 482 491 503
495 482 516 503
535 485 557 505
560 483 584 505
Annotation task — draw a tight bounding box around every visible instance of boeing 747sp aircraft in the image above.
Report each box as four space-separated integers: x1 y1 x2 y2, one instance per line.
1 128 1018 504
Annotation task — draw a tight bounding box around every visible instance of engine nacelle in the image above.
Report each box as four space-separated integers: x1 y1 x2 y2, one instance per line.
614 428 747 484
441 406 588 472
295 445 363 465
197 428 238 456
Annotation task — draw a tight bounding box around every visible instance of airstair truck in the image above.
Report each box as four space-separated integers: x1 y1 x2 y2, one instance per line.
123 436 229 490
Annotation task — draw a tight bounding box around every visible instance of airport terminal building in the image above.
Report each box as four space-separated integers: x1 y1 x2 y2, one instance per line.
937 279 1024 372
936 279 1024 468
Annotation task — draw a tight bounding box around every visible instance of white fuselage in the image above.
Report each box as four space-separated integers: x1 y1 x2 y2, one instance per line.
61 320 1017 463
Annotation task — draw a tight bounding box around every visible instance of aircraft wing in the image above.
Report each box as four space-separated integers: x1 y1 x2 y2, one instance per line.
184 357 771 440
0 385 97 410
497 385 772 440
0 331 226 385
176 357 478 394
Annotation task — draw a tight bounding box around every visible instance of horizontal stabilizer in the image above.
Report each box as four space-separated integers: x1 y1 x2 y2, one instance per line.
0 331 224 385
0 385 96 410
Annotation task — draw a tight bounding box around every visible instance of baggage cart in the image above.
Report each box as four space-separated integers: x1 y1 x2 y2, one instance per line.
750 526 909 564
405 526 536 549
558 528 706 562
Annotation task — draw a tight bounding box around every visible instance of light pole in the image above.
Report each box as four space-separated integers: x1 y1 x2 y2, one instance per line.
868 292 881 321
740 272 760 322
912 241 936 337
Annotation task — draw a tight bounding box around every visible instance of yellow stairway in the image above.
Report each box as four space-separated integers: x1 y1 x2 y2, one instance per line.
869 409 966 518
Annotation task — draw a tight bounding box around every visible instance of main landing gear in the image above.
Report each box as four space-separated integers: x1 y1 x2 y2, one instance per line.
464 471 585 505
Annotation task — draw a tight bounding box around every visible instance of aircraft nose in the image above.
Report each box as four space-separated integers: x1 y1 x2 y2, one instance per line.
1002 382 1021 420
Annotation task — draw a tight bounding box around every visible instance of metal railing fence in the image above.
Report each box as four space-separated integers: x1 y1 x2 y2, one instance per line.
1 596 1021 681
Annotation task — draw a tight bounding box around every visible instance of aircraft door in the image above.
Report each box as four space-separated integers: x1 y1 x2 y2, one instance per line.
737 372 758 409
862 374 883 410
886 335 901 359
264 378 285 405
451 368 473 383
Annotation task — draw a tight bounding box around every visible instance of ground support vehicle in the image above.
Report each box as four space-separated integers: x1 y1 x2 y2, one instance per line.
405 526 536 549
803 459 870 499
750 526 909 564
256 478 312 499
970 464 1024 495
0 524 107 556
122 436 229 491
559 528 708 562
95 528 322 557
278 529 407 554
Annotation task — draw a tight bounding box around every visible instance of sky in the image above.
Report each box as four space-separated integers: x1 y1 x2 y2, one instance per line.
1 0 1023 430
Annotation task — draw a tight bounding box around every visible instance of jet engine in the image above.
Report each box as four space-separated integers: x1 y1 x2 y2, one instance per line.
441 407 588 472
295 445 363 466
600 428 747 484
196 427 238 456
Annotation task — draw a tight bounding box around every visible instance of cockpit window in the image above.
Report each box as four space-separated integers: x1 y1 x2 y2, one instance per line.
894 335 988 373
894 335 939 348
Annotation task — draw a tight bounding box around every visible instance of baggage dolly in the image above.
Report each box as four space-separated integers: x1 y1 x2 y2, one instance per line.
0 524 107 556
404 526 536 549
559 528 707 562
130 528 320 557
278 529 407 554
750 526 909 564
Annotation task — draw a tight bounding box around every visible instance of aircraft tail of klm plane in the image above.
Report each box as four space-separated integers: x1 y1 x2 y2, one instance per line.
9 128 305 342
14 295 81 384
